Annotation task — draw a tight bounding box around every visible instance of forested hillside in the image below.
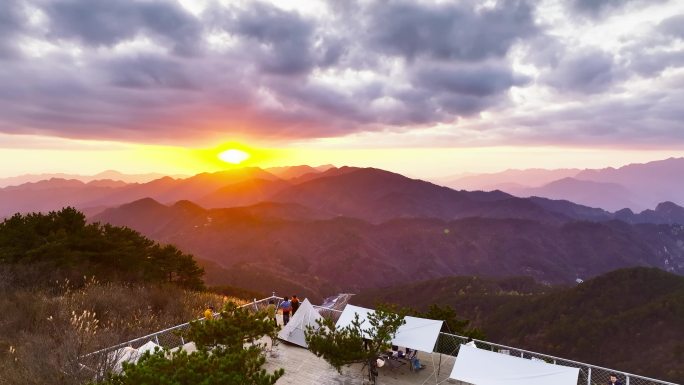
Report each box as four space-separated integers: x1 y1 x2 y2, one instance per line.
356 268 684 382
0 207 204 290
0 208 219 385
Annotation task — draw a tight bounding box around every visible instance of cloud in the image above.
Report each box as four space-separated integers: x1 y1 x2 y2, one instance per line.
101 54 198 90
0 0 682 147
570 0 658 18
413 63 530 97
44 0 203 56
659 14 684 38
0 0 28 59
227 3 318 75
545 49 622 94
366 0 538 61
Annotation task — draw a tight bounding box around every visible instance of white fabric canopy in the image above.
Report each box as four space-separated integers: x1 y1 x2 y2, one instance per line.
449 344 580 385
335 304 443 353
108 341 162 373
278 298 323 348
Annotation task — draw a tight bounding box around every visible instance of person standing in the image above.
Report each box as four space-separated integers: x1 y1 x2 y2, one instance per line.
266 300 277 326
608 374 623 385
203 306 214 321
279 296 292 326
291 295 300 315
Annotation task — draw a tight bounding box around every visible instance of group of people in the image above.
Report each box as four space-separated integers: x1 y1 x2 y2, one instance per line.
266 295 300 326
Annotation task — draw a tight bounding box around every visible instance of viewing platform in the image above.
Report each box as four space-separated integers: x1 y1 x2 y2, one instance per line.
82 295 680 385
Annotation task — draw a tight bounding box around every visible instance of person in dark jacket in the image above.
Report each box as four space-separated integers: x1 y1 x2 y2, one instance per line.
279 296 292 325
608 374 623 385
291 295 300 314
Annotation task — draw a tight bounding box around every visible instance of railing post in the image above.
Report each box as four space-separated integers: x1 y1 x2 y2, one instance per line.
180 336 185 345
154 335 160 345
587 367 591 385
626 375 629 385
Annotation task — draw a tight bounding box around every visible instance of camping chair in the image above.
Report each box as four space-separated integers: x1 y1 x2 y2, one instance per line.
381 346 411 371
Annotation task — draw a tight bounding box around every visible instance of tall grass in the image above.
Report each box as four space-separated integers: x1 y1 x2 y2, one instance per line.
0 274 233 385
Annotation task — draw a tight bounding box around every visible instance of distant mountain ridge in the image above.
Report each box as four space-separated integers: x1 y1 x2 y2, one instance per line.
93 195 684 299
0 170 187 188
443 157 684 211
3 164 684 226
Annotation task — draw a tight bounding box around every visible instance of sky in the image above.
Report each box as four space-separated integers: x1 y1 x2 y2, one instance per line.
1 0 684 179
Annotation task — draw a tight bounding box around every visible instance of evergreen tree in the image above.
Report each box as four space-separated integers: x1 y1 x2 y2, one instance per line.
97 301 283 385
0 208 205 290
305 305 406 384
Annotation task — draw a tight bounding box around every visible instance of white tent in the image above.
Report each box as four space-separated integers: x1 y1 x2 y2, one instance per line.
335 305 443 353
278 298 323 348
107 341 162 373
449 344 580 385
137 341 161 355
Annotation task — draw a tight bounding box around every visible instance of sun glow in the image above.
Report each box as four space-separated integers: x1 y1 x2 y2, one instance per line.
218 148 250 164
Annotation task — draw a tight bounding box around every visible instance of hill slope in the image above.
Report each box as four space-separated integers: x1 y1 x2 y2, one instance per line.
357 268 684 383
94 200 684 299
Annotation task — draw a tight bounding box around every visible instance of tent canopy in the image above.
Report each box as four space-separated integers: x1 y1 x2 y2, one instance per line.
335 304 443 353
278 298 323 348
450 344 580 385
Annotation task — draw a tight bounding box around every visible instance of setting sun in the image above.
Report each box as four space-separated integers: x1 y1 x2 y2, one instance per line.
218 149 250 164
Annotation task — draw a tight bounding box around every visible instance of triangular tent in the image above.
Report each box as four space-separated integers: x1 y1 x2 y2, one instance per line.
137 341 161 355
277 298 322 348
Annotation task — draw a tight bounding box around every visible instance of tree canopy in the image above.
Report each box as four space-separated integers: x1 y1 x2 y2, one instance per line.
305 305 406 384
96 301 283 385
0 207 204 290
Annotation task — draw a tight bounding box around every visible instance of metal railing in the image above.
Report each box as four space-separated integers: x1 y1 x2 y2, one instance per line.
83 296 680 385
80 295 282 375
434 333 679 385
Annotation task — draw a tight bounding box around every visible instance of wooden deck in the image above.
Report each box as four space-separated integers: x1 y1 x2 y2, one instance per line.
261 340 471 385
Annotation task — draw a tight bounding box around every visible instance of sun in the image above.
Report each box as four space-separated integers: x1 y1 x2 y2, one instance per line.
218 149 250 164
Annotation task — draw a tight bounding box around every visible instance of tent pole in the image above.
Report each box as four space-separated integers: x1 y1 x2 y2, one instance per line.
438 352 442 375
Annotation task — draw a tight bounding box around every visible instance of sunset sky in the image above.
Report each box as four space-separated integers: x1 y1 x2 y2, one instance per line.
1 0 684 179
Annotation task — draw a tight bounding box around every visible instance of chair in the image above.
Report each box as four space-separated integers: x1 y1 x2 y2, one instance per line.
380 349 408 371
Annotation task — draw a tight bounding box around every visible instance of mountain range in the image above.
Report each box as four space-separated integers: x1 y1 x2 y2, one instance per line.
78 166 684 300
0 170 188 188
2 161 684 300
443 157 684 211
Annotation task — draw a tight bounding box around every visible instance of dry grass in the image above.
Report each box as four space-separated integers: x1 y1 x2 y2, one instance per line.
0 277 231 385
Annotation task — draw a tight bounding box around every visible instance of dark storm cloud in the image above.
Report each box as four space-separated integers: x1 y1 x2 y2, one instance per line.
569 0 664 18
43 0 203 56
0 0 27 59
101 54 198 90
228 3 317 75
366 0 537 61
413 64 530 97
621 15 684 77
658 15 684 39
572 0 633 15
545 49 621 94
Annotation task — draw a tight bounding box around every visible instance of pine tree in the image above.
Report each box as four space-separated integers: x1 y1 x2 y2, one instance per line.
305 305 406 384
96 302 283 385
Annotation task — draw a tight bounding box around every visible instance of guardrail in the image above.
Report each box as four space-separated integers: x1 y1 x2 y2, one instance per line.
83 296 679 385
435 333 679 385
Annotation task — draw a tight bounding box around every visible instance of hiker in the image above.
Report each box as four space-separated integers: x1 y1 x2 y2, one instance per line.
291 295 300 314
279 296 292 326
203 306 214 320
608 374 623 385
266 299 277 326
